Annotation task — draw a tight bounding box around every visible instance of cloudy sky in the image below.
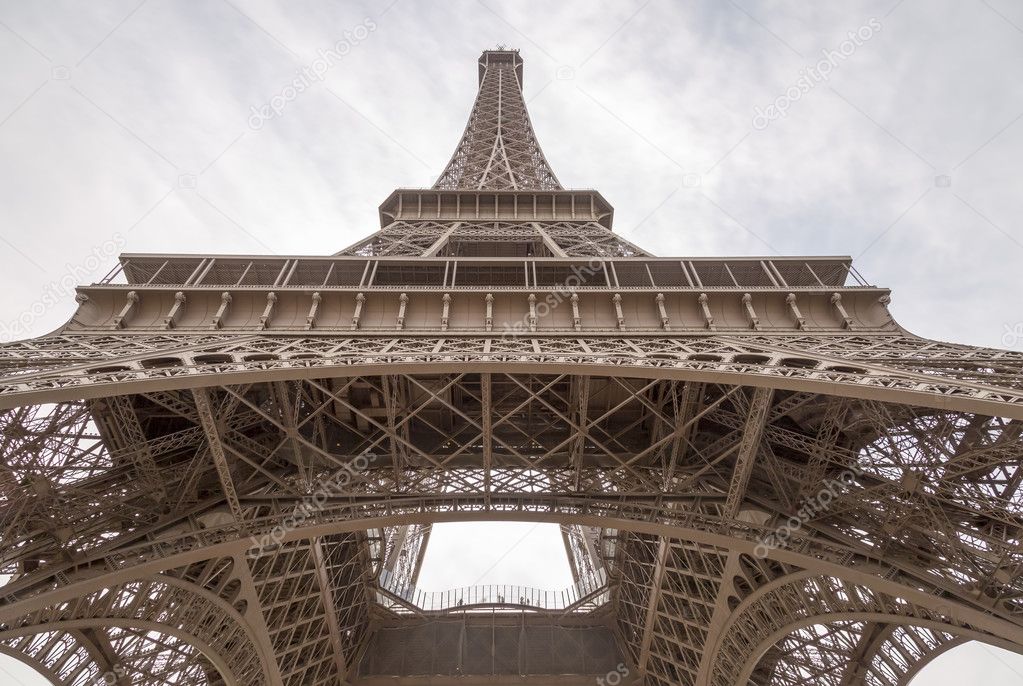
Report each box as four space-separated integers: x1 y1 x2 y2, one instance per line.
1 0 1022 683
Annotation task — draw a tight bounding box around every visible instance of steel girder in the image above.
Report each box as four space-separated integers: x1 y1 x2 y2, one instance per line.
2 333 1023 417
2 364 1023 684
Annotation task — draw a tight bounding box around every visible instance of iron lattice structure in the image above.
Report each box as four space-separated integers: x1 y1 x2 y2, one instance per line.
1 48 1022 686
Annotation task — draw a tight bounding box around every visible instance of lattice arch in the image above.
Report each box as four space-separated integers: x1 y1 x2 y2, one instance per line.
752 621 962 685
885 634 970 686
711 572 1023 686
4 334 1023 416
0 641 75 685
0 576 269 685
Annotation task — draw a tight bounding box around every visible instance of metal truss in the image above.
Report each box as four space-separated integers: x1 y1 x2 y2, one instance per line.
2 333 1022 417
2 48 1022 685
0 571 265 685
2 371 1023 684
376 523 431 596
337 220 647 258
433 50 560 191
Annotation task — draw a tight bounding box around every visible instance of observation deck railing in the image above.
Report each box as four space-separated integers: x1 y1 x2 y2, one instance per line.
377 567 609 613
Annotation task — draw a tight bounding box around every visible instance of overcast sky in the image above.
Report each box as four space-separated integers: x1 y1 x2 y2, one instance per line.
1 0 1022 683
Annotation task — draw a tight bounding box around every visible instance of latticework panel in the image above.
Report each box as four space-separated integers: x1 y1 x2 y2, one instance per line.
711 574 999 686
2 371 1023 682
339 220 452 257
434 51 560 191
4 334 1023 415
337 220 647 259
247 534 371 685
378 522 431 595
541 221 648 257
0 577 265 685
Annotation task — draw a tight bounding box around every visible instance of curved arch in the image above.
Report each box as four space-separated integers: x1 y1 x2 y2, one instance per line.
4 367 1023 683
739 616 1013 685
0 574 270 686
805 623 968 686
3 348 1022 419
5 512 1023 657
0 629 97 686
708 571 1023 686
896 636 969 685
1 621 231 685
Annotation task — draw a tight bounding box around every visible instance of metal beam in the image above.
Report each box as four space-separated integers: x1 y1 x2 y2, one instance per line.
192 388 244 521
724 387 774 518
310 537 351 684
483 372 493 503
636 536 670 677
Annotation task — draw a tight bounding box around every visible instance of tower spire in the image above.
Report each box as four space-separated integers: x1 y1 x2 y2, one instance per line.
434 49 561 191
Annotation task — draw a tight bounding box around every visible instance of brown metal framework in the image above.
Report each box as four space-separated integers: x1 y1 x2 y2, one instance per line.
1 48 1022 685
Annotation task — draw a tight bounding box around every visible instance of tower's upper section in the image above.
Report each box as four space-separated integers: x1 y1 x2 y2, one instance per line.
72 47 889 339
433 50 562 191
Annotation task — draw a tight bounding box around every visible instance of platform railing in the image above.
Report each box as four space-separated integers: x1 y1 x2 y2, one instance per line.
378 567 609 612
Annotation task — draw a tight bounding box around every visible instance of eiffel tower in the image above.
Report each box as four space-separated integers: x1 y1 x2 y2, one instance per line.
1 47 1023 686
